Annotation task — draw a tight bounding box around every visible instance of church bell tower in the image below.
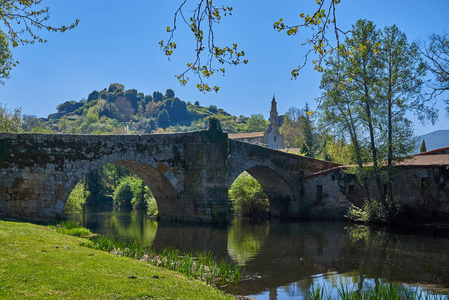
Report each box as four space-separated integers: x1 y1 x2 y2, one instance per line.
264 94 284 149
270 94 278 126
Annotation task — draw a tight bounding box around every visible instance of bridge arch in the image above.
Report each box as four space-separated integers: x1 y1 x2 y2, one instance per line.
228 162 296 218
63 151 184 220
1 130 339 222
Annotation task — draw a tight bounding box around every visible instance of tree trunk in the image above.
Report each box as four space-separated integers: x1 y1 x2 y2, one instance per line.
364 89 385 206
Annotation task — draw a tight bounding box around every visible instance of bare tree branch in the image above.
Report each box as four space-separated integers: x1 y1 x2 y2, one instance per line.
419 33 449 108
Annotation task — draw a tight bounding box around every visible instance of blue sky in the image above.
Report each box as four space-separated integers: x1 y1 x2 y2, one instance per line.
1 0 448 135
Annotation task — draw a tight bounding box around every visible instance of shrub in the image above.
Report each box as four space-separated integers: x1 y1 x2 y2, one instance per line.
113 176 157 213
113 178 134 208
146 196 158 217
346 197 404 223
48 221 92 237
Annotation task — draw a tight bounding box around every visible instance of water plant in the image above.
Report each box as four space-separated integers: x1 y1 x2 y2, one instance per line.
309 284 330 300
308 283 448 300
346 196 404 223
81 235 243 287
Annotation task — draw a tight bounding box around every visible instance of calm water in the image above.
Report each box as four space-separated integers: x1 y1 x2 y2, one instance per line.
68 207 449 299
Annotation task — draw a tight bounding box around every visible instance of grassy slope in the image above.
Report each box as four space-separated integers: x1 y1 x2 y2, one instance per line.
0 220 233 300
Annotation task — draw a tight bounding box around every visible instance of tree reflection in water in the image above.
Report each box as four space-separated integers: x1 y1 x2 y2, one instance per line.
227 219 270 266
68 208 449 299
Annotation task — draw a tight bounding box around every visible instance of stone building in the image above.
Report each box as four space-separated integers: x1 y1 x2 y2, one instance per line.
301 146 449 222
229 95 284 149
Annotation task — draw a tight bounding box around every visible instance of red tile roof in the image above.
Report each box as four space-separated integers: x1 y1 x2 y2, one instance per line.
415 146 449 156
395 154 449 167
302 155 449 180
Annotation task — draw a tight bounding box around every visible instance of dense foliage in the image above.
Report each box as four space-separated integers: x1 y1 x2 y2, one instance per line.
112 176 156 212
64 182 87 212
228 172 270 218
0 31 13 84
319 20 435 208
65 165 157 216
0 104 22 132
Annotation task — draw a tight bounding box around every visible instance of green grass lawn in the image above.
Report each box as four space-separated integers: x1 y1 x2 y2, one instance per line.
0 219 234 299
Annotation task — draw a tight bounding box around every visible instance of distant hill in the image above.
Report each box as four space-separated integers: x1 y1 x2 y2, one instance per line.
416 130 449 153
21 83 253 135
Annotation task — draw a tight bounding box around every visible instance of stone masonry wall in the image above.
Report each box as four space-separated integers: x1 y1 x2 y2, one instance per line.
1 122 343 223
302 166 449 222
302 169 353 220
0 126 230 223
228 140 340 219
393 166 449 221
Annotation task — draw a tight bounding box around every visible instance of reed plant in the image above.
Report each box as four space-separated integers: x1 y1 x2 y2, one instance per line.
308 283 448 300
81 235 243 287
309 284 330 300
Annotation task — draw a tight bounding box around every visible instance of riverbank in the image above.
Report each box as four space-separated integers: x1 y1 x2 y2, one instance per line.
0 219 233 299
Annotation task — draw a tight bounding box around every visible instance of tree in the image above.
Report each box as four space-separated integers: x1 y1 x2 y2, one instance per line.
144 95 153 103
157 109 170 127
0 0 78 81
280 107 304 148
298 103 316 157
345 19 384 202
163 97 187 121
57 100 83 113
420 140 427 153
273 0 346 77
379 24 436 202
85 168 109 206
153 91 163 102
125 89 140 111
208 105 218 113
318 136 354 165
108 83 125 94
65 181 87 212
0 104 22 132
0 31 14 84
145 101 161 118
244 113 268 132
113 178 134 208
420 33 449 111
87 90 100 102
112 96 134 122
229 172 270 218
319 20 436 205
320 46 372 198
279 105 319 154
165 89 175 98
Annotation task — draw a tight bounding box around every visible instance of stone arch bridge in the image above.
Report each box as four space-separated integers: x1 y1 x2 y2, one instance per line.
0 121 338 222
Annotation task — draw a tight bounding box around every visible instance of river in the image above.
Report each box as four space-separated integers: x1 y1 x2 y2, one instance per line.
68 207 449 299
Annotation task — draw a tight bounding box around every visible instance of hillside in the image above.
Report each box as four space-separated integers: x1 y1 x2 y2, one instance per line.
417 130 449 153
23 83 252 134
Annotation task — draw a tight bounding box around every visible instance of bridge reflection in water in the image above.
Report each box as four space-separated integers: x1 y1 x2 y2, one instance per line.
68 208 449 298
